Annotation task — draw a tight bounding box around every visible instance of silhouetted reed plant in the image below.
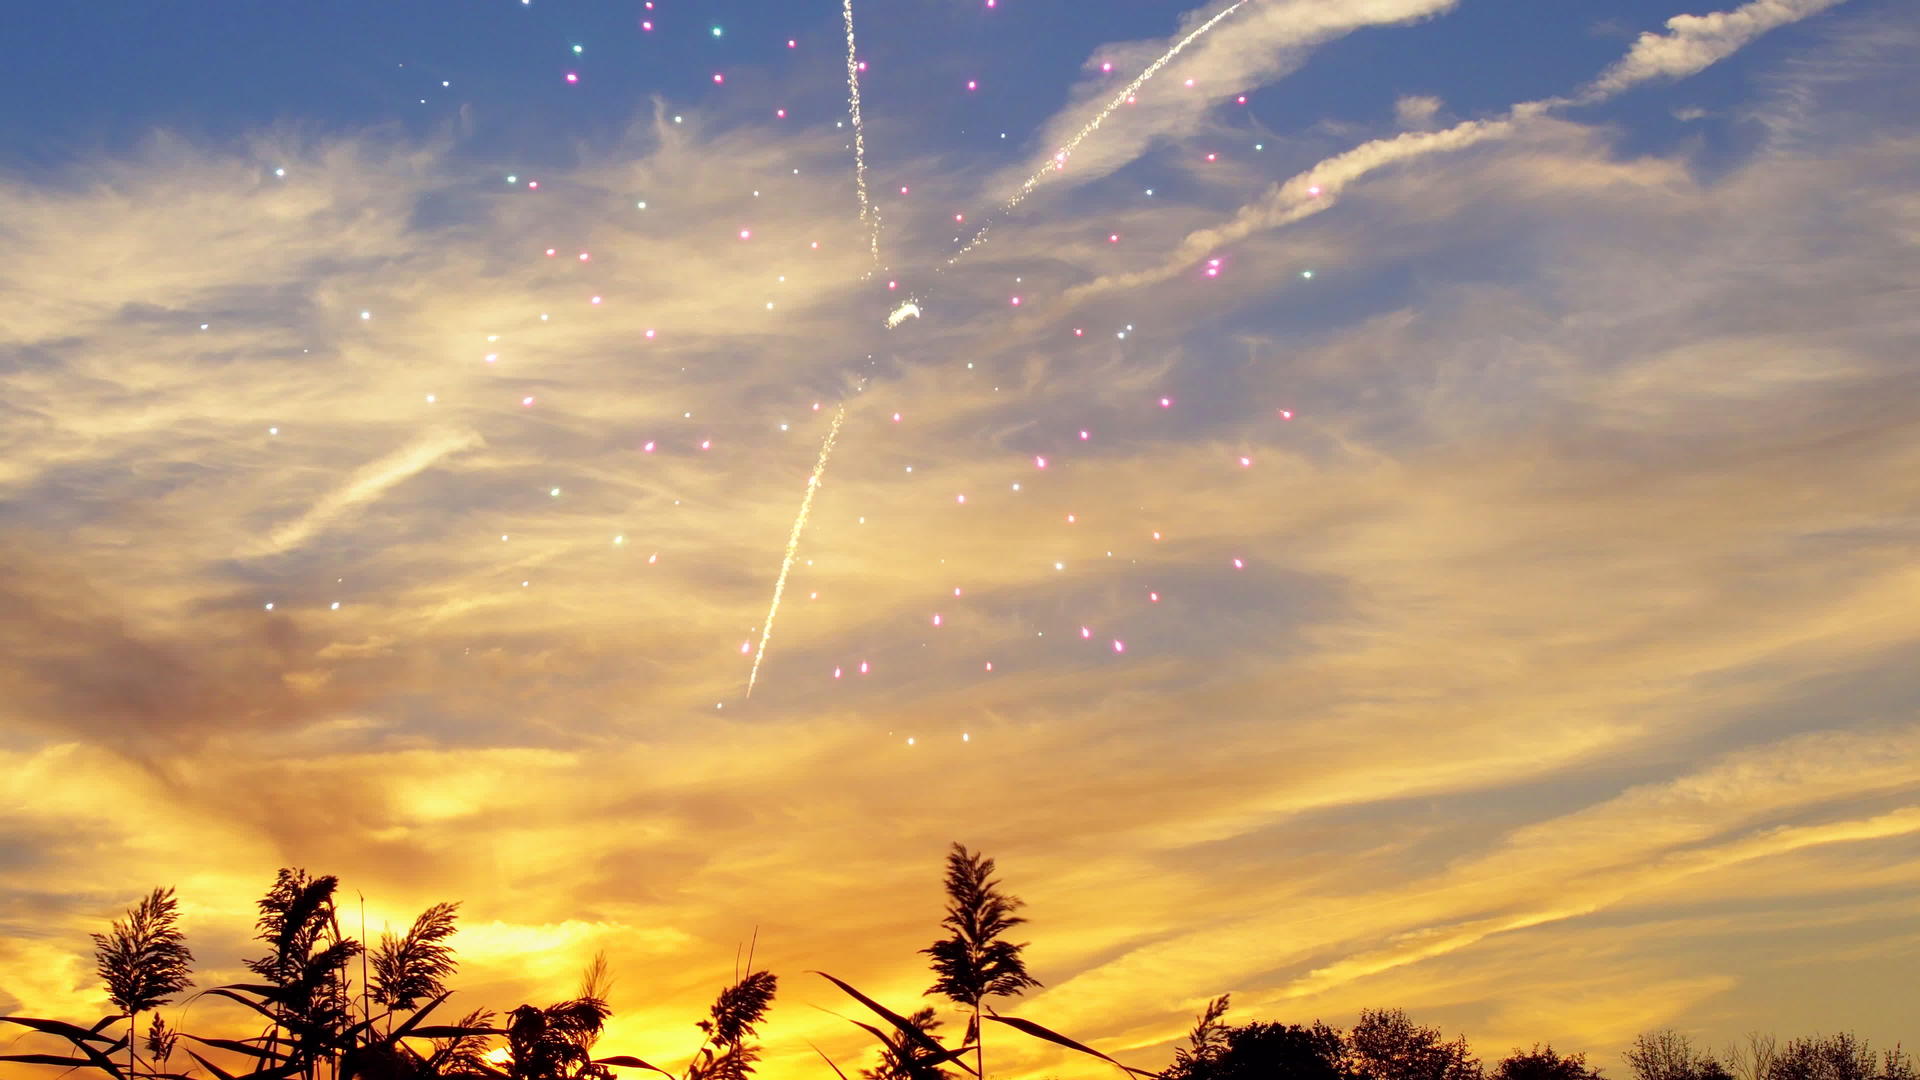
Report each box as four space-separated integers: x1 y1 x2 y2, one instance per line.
4 847 1911 1080
2 869 775 1080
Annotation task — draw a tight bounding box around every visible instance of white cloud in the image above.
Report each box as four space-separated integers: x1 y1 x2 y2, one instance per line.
1583 0 1849 98
1396 94 1445 128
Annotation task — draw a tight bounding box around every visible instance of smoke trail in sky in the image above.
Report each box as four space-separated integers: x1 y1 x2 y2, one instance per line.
1061 116 1511 303
746 403 847 699
255 427 483 556
844 0 880 263
947 0 1259 264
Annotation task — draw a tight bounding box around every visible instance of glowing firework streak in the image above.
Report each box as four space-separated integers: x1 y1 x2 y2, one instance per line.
744 2 870 689
949 0 1258 263
844 0 880 262
746 404 847 698
885 301 921 328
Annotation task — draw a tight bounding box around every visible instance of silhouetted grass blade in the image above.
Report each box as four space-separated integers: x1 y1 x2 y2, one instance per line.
0 1016 120 1045
808 1042 855 1080
810 972 952 1059
0 1053 108 1068
183 1048 239 1080
0 1015 129 1077
179 1034 290 1061
592 1053 674 1075
385 990 450 1042
407 1025 509 1039
201 988 284 1025
848 1018 898 1048
984 1014 1161 1078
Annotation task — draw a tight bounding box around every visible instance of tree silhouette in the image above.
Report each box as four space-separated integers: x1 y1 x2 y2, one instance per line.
90 886 193 1078
923 843 1041 1080
1876 1046 1918 1080
1495 1046 1604 1080
1763 1035 1914 1080
1163 996 1350 1080
1727 1034 1779 1080
1627 1032 1733 1080
1349 1009 1481 1080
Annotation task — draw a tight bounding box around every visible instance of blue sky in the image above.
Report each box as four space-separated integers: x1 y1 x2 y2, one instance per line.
0 1 1788 172
1 2 1916 1079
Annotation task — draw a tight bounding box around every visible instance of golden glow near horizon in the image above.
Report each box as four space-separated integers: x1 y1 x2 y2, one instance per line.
1 2 1918 1079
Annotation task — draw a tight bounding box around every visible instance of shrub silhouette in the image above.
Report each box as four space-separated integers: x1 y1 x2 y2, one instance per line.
1163 994 1348 1080
1494 1045 1605 1080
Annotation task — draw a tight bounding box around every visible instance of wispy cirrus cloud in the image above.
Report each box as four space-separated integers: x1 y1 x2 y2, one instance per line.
1059 0 1853 310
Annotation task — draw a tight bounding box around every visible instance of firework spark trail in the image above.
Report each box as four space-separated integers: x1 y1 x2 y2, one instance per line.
844 0 880 263
744 0 869 694
744 0 872 694
745 404 847 699
946 0 1259 264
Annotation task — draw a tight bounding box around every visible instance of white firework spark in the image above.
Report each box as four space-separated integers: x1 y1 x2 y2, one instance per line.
844 0 880 263
949 0 1259 263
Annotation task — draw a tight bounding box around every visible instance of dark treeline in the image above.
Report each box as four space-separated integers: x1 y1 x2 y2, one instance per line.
3 845 1910 1080
1159 1001 1915 1080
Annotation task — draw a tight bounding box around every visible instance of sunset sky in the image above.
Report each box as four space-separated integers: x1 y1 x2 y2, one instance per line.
1 1 1916 1078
